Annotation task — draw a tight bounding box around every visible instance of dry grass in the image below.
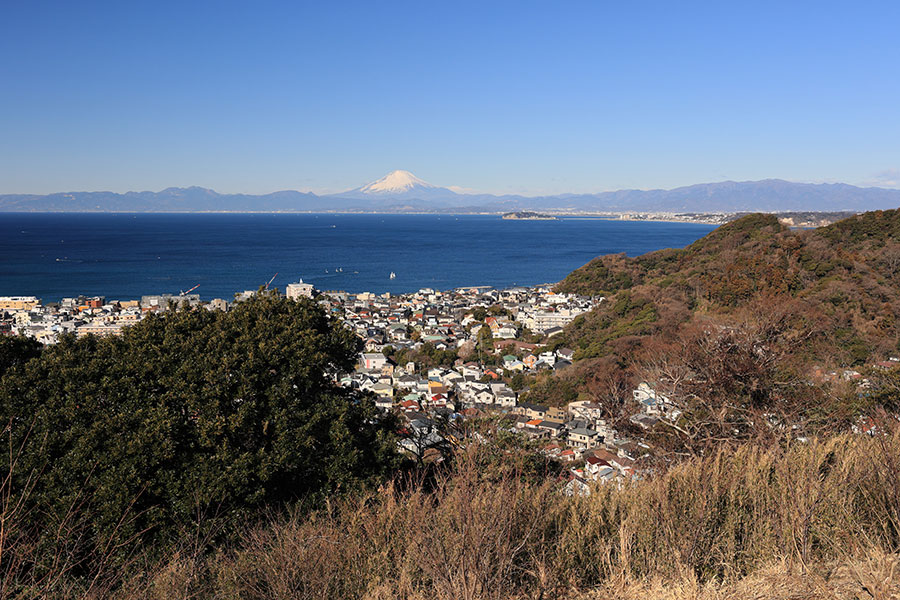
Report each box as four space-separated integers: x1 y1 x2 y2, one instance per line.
5 427 900 599
581 551 900 600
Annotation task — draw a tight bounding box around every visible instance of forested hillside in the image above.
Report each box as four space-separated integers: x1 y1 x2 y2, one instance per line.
544 210 900 452
558 210 900 360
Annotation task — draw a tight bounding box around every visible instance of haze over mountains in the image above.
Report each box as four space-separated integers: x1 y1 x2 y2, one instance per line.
2 170 899 213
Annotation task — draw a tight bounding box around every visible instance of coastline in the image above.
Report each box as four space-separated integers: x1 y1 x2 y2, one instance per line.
0 209 821 227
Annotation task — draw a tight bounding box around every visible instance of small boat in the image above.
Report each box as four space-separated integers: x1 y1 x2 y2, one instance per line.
389 272 396 280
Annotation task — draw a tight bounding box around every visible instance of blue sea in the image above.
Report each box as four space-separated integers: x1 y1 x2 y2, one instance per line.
0 214 716 301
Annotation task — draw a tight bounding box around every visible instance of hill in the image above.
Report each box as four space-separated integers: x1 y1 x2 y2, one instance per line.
542 209 900 451
557 209 900 357
548 179 900 212
0 187 325 212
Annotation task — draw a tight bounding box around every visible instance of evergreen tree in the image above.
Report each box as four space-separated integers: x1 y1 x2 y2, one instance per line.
0 293 399 569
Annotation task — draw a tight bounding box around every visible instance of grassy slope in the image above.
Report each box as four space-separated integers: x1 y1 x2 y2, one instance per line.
50 428 900 599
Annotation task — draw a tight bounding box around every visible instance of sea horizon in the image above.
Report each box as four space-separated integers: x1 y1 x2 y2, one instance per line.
0 212 716 301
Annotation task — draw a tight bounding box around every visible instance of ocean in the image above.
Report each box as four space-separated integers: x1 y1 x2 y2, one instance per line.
0 213 716 301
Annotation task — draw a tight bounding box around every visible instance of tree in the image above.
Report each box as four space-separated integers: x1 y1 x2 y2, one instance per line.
457 339 476 361
0 335 42 379
487 305 510 317
881 243 900 283
508 372 528 391
0 293 399 570
477 325 494 357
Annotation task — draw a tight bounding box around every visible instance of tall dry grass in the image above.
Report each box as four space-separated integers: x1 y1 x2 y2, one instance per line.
1 419 149 599
6 426 900 599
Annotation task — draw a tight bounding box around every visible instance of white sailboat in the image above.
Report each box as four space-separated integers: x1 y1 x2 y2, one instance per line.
389 271 396 280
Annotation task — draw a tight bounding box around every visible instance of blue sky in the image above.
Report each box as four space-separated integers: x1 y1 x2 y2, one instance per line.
2 1 899 195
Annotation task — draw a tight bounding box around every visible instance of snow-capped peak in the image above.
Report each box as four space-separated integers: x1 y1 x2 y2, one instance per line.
359 170 436 194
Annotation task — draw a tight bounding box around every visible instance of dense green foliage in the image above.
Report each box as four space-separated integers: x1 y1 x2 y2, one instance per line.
566 291 660 360
553 252 636 295
0 294 399 572
0 335 41 379
387 342 459 371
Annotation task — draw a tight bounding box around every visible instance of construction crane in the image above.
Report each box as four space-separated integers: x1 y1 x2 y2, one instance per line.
264 273 278 290
179 284 200 296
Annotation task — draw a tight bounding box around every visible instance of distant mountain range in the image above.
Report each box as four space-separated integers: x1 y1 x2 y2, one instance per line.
2 171 899 213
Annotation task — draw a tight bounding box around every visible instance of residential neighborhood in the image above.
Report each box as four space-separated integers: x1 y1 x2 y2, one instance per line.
311 284 656 486
3 285 646 487
8 281 891 492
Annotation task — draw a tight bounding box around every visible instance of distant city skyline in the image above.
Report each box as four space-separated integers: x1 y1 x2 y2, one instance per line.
2 1 899 195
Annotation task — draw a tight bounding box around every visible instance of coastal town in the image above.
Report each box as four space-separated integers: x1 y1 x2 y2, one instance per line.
4 270 893 494
0 282 659 489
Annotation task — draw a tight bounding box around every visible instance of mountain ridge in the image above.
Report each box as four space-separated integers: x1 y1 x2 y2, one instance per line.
2 172 899 213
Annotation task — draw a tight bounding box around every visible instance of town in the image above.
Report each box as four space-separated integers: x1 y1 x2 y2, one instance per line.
0 283 657 489
4 274 894 495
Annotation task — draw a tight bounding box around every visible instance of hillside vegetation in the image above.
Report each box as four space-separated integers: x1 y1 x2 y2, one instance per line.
544 210 900 453
0 294 399 594
4 431 900 599
557 211 900 359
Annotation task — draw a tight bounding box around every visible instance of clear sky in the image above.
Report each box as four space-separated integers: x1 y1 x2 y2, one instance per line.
2 1 899 196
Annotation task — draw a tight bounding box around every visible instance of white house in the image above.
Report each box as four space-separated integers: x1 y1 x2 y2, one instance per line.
361 352 387 370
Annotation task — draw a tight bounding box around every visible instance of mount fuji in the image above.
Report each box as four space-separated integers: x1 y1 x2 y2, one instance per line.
334 170 461 202
356 170 439 195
